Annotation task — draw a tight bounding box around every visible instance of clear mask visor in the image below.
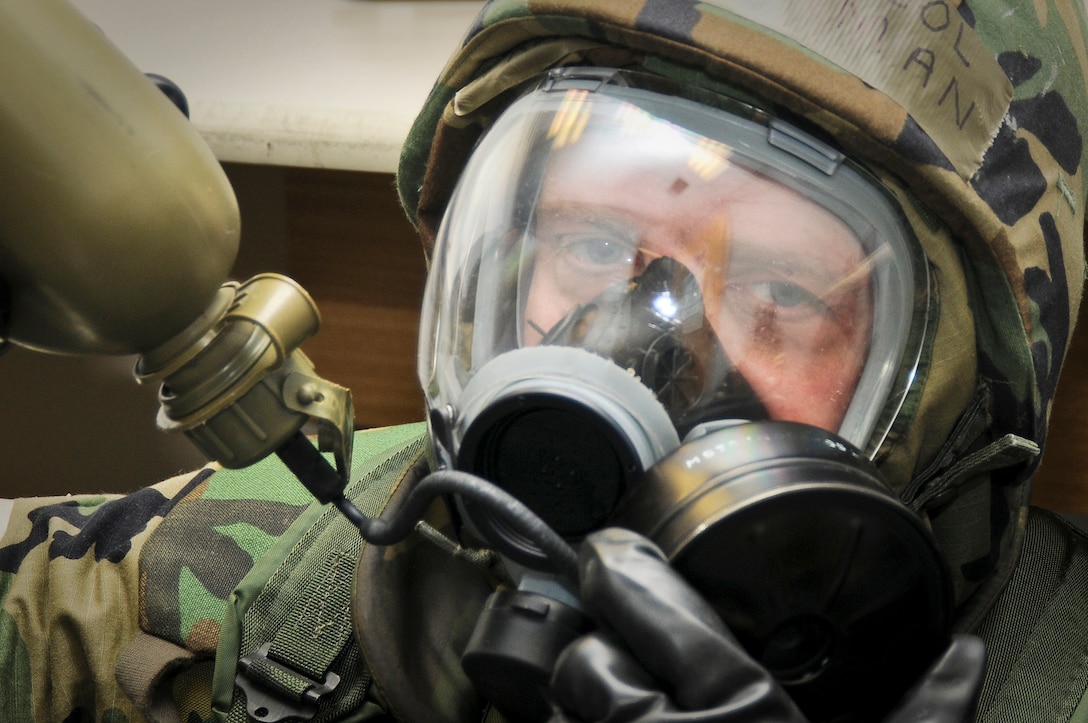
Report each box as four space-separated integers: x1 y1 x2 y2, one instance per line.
420 70 924 454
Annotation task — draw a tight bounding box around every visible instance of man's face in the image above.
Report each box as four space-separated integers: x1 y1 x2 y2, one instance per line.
522 139 873 432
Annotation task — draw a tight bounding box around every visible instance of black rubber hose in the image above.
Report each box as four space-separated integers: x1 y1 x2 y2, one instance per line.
275 432 578 581
337 469 579 581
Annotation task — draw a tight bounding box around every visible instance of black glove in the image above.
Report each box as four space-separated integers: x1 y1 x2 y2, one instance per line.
548 528 986 723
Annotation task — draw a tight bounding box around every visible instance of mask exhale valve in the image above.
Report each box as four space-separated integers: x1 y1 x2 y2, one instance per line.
439 345 682 568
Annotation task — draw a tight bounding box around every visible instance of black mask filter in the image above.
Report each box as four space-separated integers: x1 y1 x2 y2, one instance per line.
613 420 951 721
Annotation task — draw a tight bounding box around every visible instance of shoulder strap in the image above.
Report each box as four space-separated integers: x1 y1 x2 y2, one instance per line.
974 508 1088 722
212 423 428 723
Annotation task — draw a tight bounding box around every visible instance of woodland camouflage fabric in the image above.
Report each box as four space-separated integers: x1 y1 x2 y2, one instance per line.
0 424 429 723
397 0 1088 625
0 459 314 723
0 470 225 722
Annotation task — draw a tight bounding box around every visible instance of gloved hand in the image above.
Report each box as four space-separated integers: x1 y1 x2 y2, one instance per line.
548 528 986 723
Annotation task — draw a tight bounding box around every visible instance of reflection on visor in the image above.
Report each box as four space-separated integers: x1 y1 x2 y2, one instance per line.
536 256 770 435
421 73 921 452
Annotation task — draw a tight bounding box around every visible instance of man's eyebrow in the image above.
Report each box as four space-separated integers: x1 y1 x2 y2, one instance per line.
726 242 872 291
534 202 639 234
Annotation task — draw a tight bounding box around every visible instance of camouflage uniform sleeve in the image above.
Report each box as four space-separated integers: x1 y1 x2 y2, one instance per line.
0 468 217 723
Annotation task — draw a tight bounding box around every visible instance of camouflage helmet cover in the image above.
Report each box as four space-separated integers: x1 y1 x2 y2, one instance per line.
397 0 1088 626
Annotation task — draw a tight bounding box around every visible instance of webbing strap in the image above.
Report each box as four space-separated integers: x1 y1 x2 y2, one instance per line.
234 549 356 715
261 551 356 684
225 424 428 723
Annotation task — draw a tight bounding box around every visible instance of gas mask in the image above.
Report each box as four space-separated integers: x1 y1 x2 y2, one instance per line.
409 68 951 721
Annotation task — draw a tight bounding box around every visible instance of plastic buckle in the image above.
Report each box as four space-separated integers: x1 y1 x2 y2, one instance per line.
236 643 341 722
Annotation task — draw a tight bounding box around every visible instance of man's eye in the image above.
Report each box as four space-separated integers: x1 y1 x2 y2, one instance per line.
561 235 638 267
731 280 829 318
752 281 816 308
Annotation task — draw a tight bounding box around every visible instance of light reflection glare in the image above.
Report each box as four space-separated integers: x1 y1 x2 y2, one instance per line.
653 293 680 318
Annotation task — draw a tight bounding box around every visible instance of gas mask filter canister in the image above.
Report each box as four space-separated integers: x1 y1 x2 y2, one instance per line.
614 420 950 721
